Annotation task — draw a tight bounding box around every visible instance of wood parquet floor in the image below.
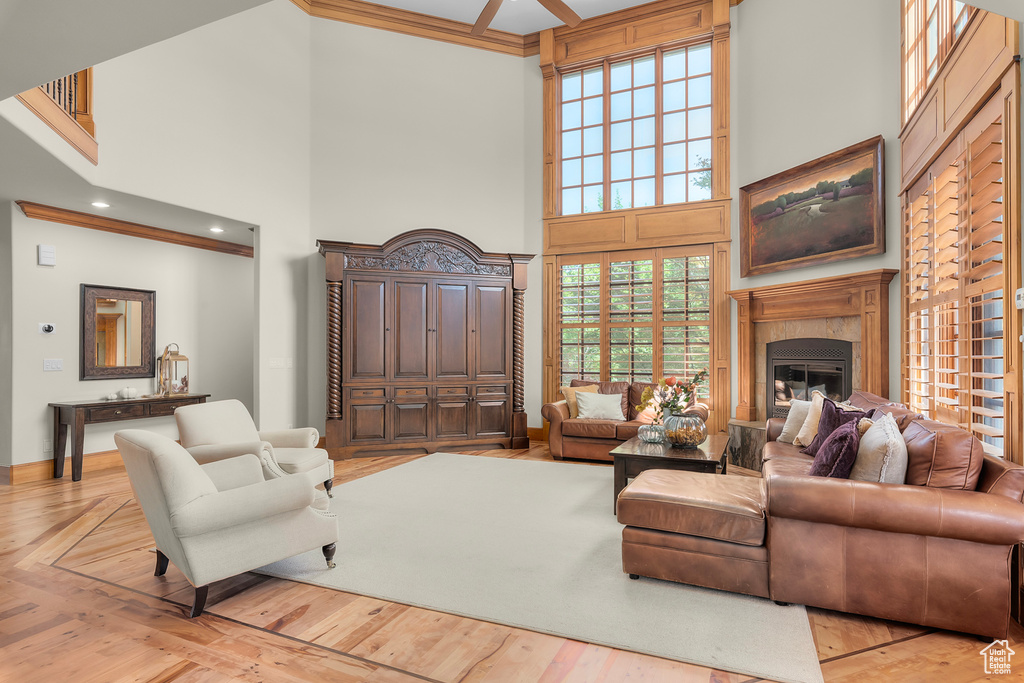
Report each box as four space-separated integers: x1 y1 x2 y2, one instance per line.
2 443 1022 682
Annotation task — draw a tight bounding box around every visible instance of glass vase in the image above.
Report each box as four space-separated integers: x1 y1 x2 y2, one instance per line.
663 410 707 449
637 423 665 443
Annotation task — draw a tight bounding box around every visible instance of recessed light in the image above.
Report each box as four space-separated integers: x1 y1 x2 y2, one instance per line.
91 201 110 208
210 227 224 233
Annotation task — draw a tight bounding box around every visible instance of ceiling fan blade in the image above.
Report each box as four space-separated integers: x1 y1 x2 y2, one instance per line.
537 0 583 27
471 0 504 36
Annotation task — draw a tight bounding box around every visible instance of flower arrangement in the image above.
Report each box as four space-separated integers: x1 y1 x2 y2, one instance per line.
636 369 708 424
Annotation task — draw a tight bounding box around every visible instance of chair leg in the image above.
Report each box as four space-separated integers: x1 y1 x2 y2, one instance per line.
323 543 337 569
190 586 209 618
154 549 170 577
324 478 334 498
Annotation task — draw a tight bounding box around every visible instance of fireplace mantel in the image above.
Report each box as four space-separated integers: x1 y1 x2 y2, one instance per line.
728 269 898 421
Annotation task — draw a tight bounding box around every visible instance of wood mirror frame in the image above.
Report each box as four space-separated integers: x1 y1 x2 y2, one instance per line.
80 284 156 380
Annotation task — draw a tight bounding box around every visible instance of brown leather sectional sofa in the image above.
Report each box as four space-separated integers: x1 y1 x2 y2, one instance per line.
540 379 709 462
618 390 1024 639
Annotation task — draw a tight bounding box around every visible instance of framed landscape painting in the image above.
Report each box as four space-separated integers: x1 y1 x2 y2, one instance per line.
739 136 885 277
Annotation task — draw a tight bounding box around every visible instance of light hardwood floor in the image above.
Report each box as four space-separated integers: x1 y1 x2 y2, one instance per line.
1 443 1021 682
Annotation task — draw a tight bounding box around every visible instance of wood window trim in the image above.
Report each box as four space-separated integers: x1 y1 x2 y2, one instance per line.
16 68 97 165
540 0 731 434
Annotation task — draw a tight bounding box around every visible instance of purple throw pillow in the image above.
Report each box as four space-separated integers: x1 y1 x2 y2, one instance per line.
808 421 861 478
801 398 867 457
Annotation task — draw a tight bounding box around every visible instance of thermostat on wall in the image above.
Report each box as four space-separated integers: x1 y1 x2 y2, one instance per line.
37 244 56 267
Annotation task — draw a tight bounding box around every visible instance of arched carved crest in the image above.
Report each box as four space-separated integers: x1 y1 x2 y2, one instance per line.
345 241 510 276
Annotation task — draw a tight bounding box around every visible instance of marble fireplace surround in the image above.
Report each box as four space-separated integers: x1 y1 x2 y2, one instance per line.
728 269 898 422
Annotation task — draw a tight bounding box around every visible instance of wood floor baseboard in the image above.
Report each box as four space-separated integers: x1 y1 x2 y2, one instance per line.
527 426 548 442
1 449 124 485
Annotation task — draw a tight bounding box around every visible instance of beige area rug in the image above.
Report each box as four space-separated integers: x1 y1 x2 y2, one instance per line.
257 453 823 683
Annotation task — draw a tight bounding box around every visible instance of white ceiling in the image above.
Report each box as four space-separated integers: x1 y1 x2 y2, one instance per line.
376 0 658 35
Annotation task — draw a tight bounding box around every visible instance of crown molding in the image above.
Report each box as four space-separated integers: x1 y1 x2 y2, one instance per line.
16 201 254 258
289 0 744 57
291 0 539 57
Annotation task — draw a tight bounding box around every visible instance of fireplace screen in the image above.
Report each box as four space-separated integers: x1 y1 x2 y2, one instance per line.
767 339 853 418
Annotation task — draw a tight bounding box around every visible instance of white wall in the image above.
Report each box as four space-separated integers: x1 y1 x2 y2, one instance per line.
306 21 542 427
8 210 253 465
729 0 904 408
0 205 13 466
92 0 311 431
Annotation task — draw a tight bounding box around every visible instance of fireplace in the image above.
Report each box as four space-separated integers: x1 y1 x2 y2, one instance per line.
767 338 853 418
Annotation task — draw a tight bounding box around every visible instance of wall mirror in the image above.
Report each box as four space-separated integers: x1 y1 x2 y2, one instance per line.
80 284 156 380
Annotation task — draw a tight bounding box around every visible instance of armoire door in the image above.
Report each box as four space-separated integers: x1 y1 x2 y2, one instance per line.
434 281 471 379
393 279 430 380
472 385 511 437
474 282 510 379
435 385 470 438
346 277 387 381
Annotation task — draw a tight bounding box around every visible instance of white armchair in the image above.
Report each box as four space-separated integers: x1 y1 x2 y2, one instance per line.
174 399 335 497
114 429 338 618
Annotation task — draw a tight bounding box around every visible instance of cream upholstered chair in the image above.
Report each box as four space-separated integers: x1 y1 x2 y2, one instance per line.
115 429 338 617
174 399 335 497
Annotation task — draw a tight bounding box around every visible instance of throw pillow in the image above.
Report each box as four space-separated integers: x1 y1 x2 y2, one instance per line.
794 390 826 447
635 403 658 424
576 391 625 421
559 384 598 418
777 399 811 444
856 416 874 436
849 412 909 484
808 420 861 478
801 398 868 457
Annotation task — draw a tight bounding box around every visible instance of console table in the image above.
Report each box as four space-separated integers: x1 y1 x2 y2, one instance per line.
49 394 210 481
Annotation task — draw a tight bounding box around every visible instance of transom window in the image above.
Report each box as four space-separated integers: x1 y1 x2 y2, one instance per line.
559 43 713 216
903 0 970 124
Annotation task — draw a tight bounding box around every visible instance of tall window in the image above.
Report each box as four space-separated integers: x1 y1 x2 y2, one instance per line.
559 43 713 215
903 0 971 124
557 247 711 399
904 110 1007 456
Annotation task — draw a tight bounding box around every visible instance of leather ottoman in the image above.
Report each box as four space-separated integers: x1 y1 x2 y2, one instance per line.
617 469 770 598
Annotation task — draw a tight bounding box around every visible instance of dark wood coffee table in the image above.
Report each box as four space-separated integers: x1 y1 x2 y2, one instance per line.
611 434 730 512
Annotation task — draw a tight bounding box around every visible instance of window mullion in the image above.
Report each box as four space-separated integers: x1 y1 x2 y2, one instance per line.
603 59 611 214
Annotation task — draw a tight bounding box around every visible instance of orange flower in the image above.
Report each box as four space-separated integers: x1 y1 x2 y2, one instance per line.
664 376 677 386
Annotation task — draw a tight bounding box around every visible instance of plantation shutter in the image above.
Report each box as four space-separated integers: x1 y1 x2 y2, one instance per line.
961 117 1005 456
902 111 1008 456
555 246 713 391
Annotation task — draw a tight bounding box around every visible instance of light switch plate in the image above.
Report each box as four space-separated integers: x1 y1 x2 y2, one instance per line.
43 358 63 371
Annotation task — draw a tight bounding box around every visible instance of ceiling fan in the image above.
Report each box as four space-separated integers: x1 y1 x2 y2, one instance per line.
471 0 583 36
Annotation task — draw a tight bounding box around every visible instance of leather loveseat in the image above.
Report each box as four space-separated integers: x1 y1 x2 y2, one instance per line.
541 379 709 462
618 390 1024 639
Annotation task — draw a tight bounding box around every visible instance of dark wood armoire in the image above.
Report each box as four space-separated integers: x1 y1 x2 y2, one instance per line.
318 230 533 459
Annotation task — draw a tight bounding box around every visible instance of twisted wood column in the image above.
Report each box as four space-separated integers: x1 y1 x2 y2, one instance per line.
513 288 525 414
326 281 342 420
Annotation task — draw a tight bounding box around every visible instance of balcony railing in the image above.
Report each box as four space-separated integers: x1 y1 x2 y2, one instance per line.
17 68 96 163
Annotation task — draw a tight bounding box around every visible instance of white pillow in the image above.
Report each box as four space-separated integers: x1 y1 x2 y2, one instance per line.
849 412 908 484
794 390 826 447
576 391 625 421
777 399 810 444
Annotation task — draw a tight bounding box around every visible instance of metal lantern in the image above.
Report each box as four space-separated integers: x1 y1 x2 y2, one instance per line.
158 343 189 396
